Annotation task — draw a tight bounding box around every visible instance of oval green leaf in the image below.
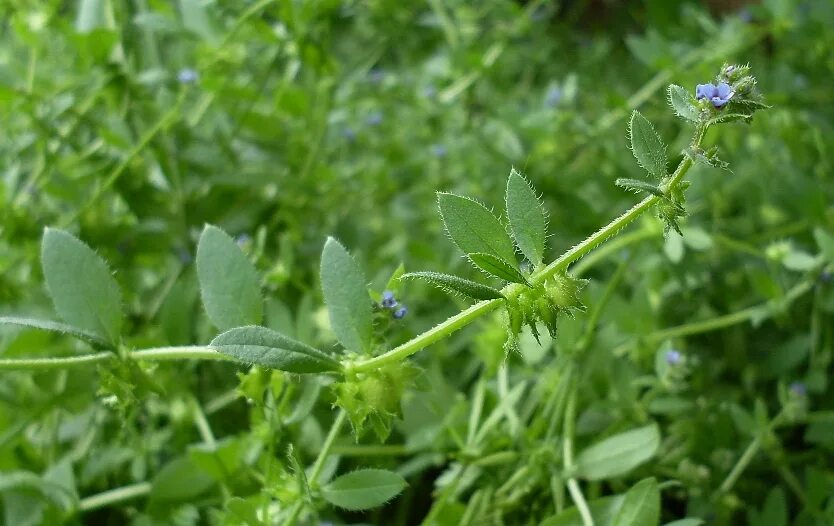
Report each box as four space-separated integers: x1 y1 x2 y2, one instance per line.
210 326 340 374
506 170 547 265
575 424 660 480
320 237 372 353
149 456 214 504
628 111 667 179
467 253 530 285
41 228 123 345
196 225 263 330
437 192 518 268
401 272 505 301
667 85 699 122
321 469 407 511
612 477 660 526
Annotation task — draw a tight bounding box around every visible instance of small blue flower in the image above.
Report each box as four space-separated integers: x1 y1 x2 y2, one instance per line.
175 247 193 265
392 306 408 319
430 144 447 158
422 85 436 98
341 127 356 142
381 291 398 309
235 233 251 248
695 82 733 108
177 68 199 84
545 86 562 107
820 271 832 284
366 112 382 126
789 381 806 397
665 350 682 366
368 68 385 84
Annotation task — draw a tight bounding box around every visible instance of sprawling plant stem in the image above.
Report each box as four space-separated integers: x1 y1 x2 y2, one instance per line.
347 124 708 374
0 125 710 374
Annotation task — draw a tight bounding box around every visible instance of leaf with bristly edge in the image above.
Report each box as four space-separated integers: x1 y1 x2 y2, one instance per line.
467 252 530 285
628 111 667 179
401 272 505 302
615 178 664 197
210 326 340 374
506 169 547 265
437 192 519 269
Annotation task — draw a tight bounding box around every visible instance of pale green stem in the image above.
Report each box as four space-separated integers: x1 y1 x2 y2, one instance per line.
0 346 228 370
191 398 216 446
564 388 593 526
283 410 347 526
571 227 656 277
644 276 816 343
309 409 347 486
78 482 152 512
717 411 785 496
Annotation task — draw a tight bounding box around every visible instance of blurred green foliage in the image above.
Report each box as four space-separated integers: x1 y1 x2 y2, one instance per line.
0 1 833 525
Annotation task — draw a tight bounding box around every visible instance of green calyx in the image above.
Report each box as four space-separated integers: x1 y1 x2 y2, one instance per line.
503 273 588 352
333 362 422 442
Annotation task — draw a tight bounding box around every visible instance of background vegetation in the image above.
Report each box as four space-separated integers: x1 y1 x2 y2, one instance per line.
0 1 832 525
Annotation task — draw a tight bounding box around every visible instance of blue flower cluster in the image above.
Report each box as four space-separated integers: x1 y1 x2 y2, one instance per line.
695 82 733 108
381 291 407 319
177 68 199 84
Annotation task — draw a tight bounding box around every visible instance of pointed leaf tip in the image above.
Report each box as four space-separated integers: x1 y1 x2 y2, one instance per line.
320 238 372 353
629 111 668 179
196 225 263 330
41 228 123 344
506 170 547 265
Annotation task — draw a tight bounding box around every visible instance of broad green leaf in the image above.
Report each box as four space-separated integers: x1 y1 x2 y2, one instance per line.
813 228 834 264
0 316 109 349
437 192 518 268
210 326 340 374
196 225 263 330
467 253 529 285
667 85 699 122
782 249 817 272
506 170 547 265
612 478 660 526
149 456 214 504
188 438 245 482
320 237 372 353
0 471 77 512
321 469 407 511
540 494 625 526
749 487 787 526
401 272 505 301
75 0 107 33
41 228 122 345
575 424 660 480
180 0 218 42
628 111 667 179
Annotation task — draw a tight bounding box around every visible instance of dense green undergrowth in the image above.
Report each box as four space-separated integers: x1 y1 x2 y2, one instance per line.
1 1 833 525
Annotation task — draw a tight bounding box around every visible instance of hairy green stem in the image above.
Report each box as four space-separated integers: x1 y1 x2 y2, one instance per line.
78 482 152 512
348 299 503 373
0 346 228 370
2 118 709 375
